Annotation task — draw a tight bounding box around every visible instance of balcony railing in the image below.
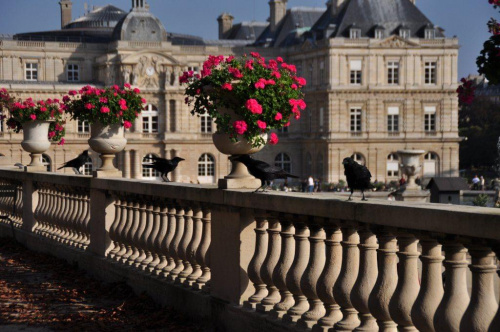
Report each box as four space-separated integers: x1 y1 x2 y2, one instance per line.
0 168 498 331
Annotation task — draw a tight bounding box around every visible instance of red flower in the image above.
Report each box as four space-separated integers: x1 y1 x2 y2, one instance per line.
30 114 36 120
269 133 278 145
85 103 95 110
133 88 140 93
245 99 262 114
274 112 282 121
100 106 110 113
257 120 267 130
123 121 132 129
222 82 233 91
233 120 247 135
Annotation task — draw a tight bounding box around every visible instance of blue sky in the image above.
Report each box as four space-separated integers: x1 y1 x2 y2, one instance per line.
0 0 496 79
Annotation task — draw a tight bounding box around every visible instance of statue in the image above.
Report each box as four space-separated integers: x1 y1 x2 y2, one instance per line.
122 68 131 85
164 66 172 87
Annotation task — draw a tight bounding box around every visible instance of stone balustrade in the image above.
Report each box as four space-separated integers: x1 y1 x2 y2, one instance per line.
0 168 499 332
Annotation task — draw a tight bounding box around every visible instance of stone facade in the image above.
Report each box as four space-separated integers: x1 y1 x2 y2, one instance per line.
0 0 460 184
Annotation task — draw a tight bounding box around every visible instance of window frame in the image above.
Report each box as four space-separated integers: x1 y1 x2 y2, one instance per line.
387 61 399 85
67 63 80 82
350 108 362 133
77 120 90 134
142 104 159 133
25 62 38 81
197 153 215 177
275 153 292 174
424 61 437 85
424 106 437 132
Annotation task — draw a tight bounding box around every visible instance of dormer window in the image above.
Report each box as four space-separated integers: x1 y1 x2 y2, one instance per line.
399 28 410 39
350 28 361 39
375 28 384 39
425 28 435 39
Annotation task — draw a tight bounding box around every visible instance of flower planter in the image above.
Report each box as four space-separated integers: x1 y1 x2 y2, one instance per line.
213 132 267 189
88 122 127 178
21 120 52 171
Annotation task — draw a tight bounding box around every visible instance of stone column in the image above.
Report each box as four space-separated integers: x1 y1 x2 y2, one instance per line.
21 177 37 233
411 237 444 332
88 186 116 257
351 227 378 331
368 231 398 331
389 233 420 331
333 225 361 331
460 245 498 331
123 150 131 179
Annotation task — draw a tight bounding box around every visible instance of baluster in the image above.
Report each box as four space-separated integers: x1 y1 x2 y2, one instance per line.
315 224 343 331
33 185 45 234
411 237 444 332
120 200 139 263
297 222 326 329
389 232 420 331
244 210 269 309
185 205 203 286
257 214 282 312
108 198 123 259
38 187 51 236
153 203 169 275
460 244 498 331
71 193 84 247
47 187 59 239
57 190 69 242
130 201 148 267
67 192 80 246
160 202 178 277
81 194 91 247
166 204 185 281
177 205 194 283
270 219 295 319
195 207 211 290
283 221 310 324
138 203 155 270
488 246 500 332
351 226 378 331
434 241 469 332
143 204 161 272
369 231 398 332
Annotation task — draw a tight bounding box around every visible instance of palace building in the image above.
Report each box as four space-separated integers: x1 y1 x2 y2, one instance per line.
0 0 460 184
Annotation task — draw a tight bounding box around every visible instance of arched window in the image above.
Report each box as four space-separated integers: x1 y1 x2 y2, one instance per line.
387 153 399 177
424 152 439 178
142 153 160 179
275 153 291 173
200 113 212 133
82 156 93 175
142 104 158 133
198 153 215 184
42 154 52 172
352 153 365 166
305 153 312 176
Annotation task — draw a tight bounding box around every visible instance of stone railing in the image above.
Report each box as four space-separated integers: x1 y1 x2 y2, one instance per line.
0 168 499 331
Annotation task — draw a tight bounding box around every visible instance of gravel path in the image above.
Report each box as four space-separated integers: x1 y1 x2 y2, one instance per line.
0 238 208 331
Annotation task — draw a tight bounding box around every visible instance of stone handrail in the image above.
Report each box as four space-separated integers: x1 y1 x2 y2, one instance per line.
0 169 498 331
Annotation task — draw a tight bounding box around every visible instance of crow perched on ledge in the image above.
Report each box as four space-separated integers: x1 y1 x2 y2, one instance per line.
233 154 299 192
143 156 185 182
342 156 373 201
57 150 89 174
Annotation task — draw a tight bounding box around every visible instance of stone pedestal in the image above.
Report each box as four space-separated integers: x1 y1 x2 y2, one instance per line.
396 187 430 202
24 165 47 172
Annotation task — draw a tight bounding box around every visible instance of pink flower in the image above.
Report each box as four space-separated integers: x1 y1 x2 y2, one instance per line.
118 99 126 106
271 71 281 79
233 120 247 135
69 90 77 96
269 133 278 145
120 104 128 111
123 121 132 129
222 82 233 90
245 60 254 70
274 112 282 121
62 96 70 102
40 107 47 112
124 83 131 88
99 97 108 103
226 55 235 63
141 98 147 104
229 67 243 79
291 84 298 90
112 85 119 91
276 57 284 63
48 131 56 138
58 138 65 146
266 79 276 85
245 99 263 114
254 79 266 89
30 114 36 120
100 106 110 113
294 76 307 86
85 103 95 110
257 120 267 130
250 52 261 58
133 88 140 93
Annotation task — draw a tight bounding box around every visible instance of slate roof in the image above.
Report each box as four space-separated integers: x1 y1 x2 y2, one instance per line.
328 0 445 39
65 5 127 29
225 22 269 41
426 178 470 192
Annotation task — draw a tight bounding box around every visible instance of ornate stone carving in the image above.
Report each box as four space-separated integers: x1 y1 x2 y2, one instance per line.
133 55 164 88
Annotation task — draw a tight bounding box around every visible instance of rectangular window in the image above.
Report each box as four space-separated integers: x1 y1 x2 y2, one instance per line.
319 107 324 131
67 64 79 82
350 29 361 39
350 60 362 85
425 29 435 39
375 29 384 39
424 106 436 132
201 115 212 133
387 107 399 132
77 120 90 133
350 108 362 132
424 62 436 84
25 63 38 81
169 100 176 132
142 116 158 133
387 61 399 85
400 29 410 39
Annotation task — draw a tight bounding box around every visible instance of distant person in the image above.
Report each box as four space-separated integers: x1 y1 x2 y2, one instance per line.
480 176 485 190
472 175 480 190
308 175 314 193
399 176 406 187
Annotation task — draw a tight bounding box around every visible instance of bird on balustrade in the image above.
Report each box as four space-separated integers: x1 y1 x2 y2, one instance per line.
233 154 299 192
143 156 185 182
57 150 89 175
342 155 374 201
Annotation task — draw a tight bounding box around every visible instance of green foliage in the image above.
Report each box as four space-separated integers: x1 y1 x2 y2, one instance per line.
472 194 489 207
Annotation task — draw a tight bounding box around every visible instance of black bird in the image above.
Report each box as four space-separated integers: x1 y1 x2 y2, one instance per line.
342 156 374 201
57 150 89 174
233 154 299 192
144 156 185 182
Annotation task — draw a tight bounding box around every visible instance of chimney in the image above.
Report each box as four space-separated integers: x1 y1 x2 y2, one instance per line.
328 0 347 15
131 0 147 11
269 0 287 33
59 0 73 29
217 13 234 39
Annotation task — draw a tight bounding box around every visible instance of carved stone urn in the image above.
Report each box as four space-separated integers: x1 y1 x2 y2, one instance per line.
21 120 52 171
88 122 127 178
396 149 430 202
213 132 267 189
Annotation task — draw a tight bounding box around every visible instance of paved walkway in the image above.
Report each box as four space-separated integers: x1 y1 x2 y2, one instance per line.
0 238 208 331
